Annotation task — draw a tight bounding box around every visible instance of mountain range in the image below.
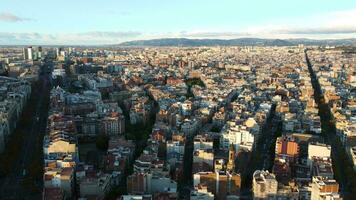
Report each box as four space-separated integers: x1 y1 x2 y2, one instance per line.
118 38 356 47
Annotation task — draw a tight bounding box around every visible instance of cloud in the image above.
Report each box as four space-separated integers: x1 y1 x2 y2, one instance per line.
178 31 250 38
65 31 142 44
0 32 42 42
0 12 32 22
218 9 356 39
1 9 356 44
80 31 142 38
139 9 356 40
275 9 356 35
158 9 356 40
0 31 143 45
278 26 356 35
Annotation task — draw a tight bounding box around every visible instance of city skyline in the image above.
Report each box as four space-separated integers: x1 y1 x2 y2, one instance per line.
1 0 356 45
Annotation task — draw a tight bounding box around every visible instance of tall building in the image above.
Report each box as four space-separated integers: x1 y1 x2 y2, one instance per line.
23 47 27 60
0 61 5 75
38 46 43 59
23 46 33 60
252 170 278 200
56 47 61 58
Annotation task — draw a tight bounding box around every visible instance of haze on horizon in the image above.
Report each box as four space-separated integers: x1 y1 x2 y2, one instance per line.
0 0 356 45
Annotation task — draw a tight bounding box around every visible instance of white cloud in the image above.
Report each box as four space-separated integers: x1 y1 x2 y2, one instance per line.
241 9 356 38
177 31 251 39
1 9 356 44
0 31 142 45
141 9 356 41
171 9 356 39
78 31 141 38
0 12 32 22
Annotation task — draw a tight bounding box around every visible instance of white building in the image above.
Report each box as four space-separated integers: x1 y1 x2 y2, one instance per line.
166 140 185 166
181 118 200 137
311 176 341 200
79 173 112 199
307 143 331 166
220 121 255 151
252 170 278 200
23 47 33 60
190 185 214 200
193 149 214 167
193 134 213 151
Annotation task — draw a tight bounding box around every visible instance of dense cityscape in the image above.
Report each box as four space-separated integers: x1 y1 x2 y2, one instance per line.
1 0 356 199
0 44 354 200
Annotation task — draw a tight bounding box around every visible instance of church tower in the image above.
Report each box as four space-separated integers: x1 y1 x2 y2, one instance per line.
226 143 235 172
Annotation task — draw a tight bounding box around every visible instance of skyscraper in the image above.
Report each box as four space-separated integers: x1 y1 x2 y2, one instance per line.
23 47 28 60
38 46 43 59
23 46 33 60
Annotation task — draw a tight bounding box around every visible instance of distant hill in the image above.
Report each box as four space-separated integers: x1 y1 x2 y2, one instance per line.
118 38 356 47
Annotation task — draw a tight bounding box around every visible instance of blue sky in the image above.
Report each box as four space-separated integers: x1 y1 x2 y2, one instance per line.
0 0 356 44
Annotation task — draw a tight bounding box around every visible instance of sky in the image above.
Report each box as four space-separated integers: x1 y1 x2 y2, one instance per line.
0 0 356 45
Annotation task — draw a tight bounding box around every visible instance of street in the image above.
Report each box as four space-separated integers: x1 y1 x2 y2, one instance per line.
0 65 51 199
306 51 353 199
240 103 278 197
